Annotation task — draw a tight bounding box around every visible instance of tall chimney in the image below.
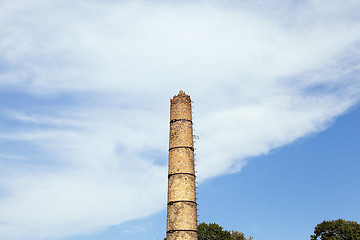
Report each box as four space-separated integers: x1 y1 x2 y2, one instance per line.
166 90 197 240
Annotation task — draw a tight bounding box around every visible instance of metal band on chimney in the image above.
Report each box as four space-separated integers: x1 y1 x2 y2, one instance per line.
169 146 194 151
170 119 193 124
167 230 198 234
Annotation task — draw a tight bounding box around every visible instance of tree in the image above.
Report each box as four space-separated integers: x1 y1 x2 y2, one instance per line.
311 219 360 240
164 222 253 240
230 230 253 240
198 222 231 240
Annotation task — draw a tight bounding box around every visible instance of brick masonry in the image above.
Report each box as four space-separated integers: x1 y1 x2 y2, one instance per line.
166 90 197 240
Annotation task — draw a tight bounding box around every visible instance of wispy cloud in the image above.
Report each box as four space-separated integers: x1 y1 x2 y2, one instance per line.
0 0 360 239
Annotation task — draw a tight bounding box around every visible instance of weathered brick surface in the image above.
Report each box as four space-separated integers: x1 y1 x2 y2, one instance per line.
167 230 197 240
170 93 192 122
168 148 194 175
166 90 197 240
167 202 197 230
169 121 193 148
168 174 196 202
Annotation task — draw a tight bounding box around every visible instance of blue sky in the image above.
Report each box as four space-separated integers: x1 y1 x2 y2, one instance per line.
0 0 360 240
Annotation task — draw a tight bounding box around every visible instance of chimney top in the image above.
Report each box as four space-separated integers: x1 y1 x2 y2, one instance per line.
170 90 191 104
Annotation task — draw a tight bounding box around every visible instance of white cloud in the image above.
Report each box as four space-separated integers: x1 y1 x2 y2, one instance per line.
0 0 360 239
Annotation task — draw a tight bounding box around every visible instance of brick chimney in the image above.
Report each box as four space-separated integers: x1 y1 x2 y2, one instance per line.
166 90 197 240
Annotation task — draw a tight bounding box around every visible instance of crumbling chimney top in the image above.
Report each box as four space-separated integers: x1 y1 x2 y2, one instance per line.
171 90 191 104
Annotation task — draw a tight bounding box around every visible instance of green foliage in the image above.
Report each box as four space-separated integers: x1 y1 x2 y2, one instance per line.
198 222 253 240
198 222 231 240
310 219 360 240
164 222 253 240
230 230 253 240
